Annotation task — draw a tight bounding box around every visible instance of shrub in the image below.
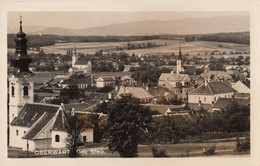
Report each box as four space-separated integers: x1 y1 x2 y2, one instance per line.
151 146 168 157
234 137 250 152
203 143 216 156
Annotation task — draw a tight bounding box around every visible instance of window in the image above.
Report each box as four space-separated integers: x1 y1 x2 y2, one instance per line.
214 97 216 101
204 97 206 102
83 136 87 142
11 86 15 96
16 130 19 136
55 135 60 142
24 131 26 134
23 86 28 96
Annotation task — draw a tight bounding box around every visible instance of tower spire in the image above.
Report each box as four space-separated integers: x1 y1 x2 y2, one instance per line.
178 44 182 60
19 16 23 32
10 17 32 75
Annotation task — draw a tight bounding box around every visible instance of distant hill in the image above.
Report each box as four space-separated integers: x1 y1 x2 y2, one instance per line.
8 15 249 36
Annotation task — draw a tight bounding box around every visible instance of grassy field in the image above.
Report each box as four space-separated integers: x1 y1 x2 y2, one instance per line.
39 40 250 58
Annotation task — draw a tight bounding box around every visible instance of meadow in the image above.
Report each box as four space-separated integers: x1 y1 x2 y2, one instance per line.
39 39 250 58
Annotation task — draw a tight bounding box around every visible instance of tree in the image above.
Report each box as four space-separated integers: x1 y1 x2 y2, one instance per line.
152 116 186 144
65 114 91 157
105 95 152 157
60 85 85 99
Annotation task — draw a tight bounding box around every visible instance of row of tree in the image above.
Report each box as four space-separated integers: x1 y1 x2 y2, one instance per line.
184 32 250 45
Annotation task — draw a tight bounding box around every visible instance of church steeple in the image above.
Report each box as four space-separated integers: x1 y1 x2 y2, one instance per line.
176 45 183 75
178 45 182 60
10 16 32 74
8 17 34 123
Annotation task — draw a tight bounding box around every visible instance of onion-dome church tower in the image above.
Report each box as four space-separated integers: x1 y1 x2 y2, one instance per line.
8 17 34 123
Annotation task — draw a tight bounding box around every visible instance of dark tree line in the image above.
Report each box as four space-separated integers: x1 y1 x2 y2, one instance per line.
184 32 250 45
8 34 56 48
8 34 160 48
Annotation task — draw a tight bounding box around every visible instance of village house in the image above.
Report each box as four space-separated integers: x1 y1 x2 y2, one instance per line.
116 86 154 103
188 81 237 104
158 71 192 101
212 98 250 112
60 76 94 89
232 80 250 94
95 76 116 88
200 70 232 81
121 75 136 86
158 47 193 101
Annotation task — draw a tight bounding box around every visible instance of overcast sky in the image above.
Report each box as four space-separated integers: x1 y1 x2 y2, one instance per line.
8 11 249 30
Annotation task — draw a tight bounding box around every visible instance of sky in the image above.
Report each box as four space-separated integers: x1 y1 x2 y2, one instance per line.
8 11 249 30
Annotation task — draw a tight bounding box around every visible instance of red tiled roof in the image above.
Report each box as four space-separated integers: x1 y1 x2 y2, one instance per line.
117 87 154 99
159 73 191 82
23 111 58 140
213 98 250 109
189 82 236 95
64 103 91 112
61 76 92 85
97 76 115 82
52 110 67 131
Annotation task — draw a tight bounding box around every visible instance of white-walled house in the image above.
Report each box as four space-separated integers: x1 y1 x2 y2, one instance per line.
117 86 154 103
9 103 94 152
188 81 237 104
96 76 116 88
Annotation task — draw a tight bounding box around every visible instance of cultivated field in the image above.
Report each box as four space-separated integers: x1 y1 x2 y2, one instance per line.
39 39 250 58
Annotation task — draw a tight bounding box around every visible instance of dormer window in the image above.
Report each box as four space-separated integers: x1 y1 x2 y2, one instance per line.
31 113 38 120
23 86 28 96
20 111 27 119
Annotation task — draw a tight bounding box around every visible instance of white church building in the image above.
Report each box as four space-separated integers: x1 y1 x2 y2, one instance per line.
8 18 93 152
68 46 92 75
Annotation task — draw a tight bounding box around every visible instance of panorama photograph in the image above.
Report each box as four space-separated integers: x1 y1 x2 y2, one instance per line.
7 11 250 158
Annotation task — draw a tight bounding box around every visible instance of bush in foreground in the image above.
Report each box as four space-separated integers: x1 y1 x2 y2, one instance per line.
151 146 168 157
234 137 250 152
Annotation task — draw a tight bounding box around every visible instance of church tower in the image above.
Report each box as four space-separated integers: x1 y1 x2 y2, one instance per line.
71 45 78 67
8 17 34 123
176 45 182 74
